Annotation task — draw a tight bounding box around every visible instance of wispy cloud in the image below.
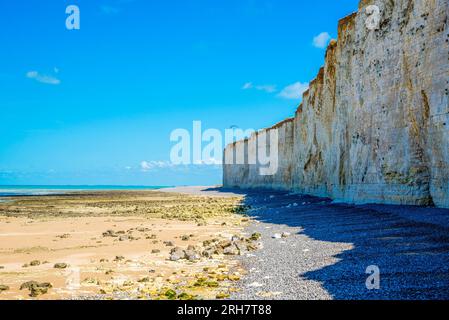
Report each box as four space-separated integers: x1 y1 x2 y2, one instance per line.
140 159 221 172
313 32 331 49
278 82 309 100
140 161 174 172
242 82 277 93
26 71 61 85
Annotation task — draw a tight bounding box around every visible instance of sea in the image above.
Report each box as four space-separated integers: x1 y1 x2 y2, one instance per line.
0 185 171 198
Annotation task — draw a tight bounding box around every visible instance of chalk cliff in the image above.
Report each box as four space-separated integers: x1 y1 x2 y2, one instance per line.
223 0 449 208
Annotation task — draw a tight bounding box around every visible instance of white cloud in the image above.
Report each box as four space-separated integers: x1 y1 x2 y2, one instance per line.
26 71 60 85
140 161 174 172
313 32 331 49
242 82 253 90
140 159 221 172
255 84 277 93
278 82 309 100
242 82 277 93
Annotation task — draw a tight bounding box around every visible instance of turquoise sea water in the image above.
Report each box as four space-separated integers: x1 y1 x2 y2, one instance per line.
0 185 172 197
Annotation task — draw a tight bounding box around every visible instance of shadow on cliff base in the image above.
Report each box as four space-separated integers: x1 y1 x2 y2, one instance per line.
206 187 449 300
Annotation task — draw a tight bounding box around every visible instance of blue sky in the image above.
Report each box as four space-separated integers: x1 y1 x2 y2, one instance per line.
0 0 358 186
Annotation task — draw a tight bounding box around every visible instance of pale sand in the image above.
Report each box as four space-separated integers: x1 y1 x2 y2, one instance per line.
0 189 250 300
160 186 240 198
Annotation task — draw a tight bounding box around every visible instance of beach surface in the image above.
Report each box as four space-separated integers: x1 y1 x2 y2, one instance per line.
2 186 449 300
0 189 256 300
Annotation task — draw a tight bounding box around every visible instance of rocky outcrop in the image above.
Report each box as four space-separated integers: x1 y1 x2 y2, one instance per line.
223 0 449 208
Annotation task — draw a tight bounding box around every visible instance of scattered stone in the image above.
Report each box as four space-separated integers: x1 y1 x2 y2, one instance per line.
181 235 190 241
102 230 119 237
216 292 230 299
20 281 52 297
282 232 291 238
82 278 100 285
119 235 129 241
30 260 41 266
250 232 262 241
54 263 68 269
164 289 177 300
0 285 9 292
272 233 282 239
114 256 125 262
185 249 201 262
169 247 186 261
223 244 240 256
164 241 175 247
151 249 161 254
138 277 150 283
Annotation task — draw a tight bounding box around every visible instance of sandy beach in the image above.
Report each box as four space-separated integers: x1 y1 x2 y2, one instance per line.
0 189 259 300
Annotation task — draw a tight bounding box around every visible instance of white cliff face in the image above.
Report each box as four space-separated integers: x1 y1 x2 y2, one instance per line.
224 0 449 208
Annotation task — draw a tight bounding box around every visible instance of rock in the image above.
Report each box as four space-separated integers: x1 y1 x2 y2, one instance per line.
282 232 291 238
181 235 190 241
82 278 100 285
138 277 150 283
151 249 160 254
169 247 186 261
119 236 129 241
249 233 262 241
20 281 39 290
0 285 9 292
201 249 214 258
272 234 282 239
185 250 200 262
114 256 125 262
218 240 232 249
30 260 41 266
216 292 230 299
231 235 241 242
223 244 240 256
20 281 52 297
54 263 68 269
163 289 177 300
102 230 118 237
164 241 175 247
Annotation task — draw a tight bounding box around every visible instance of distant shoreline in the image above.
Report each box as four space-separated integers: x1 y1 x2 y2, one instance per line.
0 185 173 197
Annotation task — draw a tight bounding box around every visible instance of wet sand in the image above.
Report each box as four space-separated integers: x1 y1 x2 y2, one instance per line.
0 190 254 300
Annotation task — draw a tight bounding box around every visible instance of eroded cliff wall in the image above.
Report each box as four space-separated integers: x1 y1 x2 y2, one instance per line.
223 0 449 208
